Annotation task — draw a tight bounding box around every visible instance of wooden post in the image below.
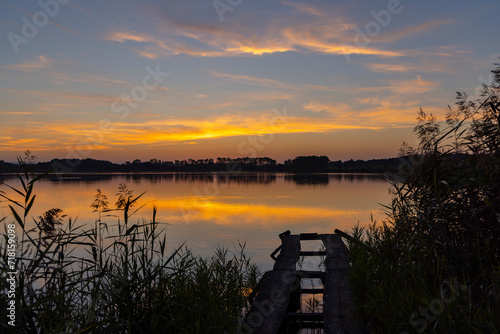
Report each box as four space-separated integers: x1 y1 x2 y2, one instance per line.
240 235 300 334
320 234 367 334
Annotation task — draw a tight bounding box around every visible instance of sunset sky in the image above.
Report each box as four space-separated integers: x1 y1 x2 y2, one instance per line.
1 0 498 163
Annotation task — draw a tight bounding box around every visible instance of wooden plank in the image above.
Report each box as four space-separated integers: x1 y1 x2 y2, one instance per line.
287 312 323 321
297 270 325 279
273 235 301 270
293 322 324 329
240 270 298 334
320 234 368 334
299 233 319 240
300 251 326 256
300 288 324 294
320 234 349 270
241 235 301 333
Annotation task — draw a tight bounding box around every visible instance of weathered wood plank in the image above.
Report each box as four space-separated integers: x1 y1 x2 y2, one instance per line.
320 234 349 270
299 233 318 240
297 270 325 279
287 312 323 321
240 270 298 334
300 251 327 256
320 234 367 334
240 235 301 333
300 288 324 294
273 235 301 270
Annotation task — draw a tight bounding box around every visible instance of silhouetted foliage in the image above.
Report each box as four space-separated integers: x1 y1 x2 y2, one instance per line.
284 155 329 170
0 156 403 174
348 61 500 333
38 208 65 237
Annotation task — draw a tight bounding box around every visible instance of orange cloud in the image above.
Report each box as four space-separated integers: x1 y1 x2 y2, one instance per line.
303 101 351 114
365 60 456 74
282 1 329 18
103 13 404 59
361 75 440 94
5 55 52 71
373 20 454 43
210 72 301 90
0 111 384 152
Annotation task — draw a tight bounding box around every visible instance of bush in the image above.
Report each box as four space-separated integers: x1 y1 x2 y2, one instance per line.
348 63 500 333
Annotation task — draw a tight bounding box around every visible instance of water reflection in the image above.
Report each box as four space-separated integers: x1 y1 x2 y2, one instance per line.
17 172 281 185
285 173 386 186
0 172 390 268
1 172 386 186
285 174 329 186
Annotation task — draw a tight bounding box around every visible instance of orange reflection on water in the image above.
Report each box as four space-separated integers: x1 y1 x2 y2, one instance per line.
155 196 368 226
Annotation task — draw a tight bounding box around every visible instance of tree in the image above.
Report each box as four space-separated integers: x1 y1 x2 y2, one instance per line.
290 155 330 170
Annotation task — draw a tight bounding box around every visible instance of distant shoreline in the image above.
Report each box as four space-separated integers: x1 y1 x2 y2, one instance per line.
0 155 401 175
0 170 389 176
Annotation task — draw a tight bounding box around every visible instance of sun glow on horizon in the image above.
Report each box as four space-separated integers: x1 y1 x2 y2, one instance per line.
0 0 497 162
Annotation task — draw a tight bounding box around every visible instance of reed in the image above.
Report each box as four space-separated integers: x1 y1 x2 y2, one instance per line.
0 157 260 333
346 63 500 333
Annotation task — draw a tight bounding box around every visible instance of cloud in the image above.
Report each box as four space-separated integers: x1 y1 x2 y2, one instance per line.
1 88 119 105
210 72 300 90
103 8 404 59
0 110 41 115
5 55 52 71
361 75 440 94
4 56 130 87
0 111 383 152
373 20 454 43
303 101 351 115
365 61 456 74
367 62 423 73
281 1 327 18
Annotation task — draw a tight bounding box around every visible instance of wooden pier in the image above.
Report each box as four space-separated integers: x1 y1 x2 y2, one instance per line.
240 231 367 334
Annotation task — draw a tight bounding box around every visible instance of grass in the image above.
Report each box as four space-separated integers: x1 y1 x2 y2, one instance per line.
0 154 260 333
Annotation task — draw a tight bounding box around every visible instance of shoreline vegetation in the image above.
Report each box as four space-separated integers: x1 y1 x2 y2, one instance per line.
1 164 260 333
0 155 404 174
1 63 499 333
346 63 500 332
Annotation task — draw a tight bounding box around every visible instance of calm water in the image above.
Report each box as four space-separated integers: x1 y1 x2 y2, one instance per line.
1 172 391 269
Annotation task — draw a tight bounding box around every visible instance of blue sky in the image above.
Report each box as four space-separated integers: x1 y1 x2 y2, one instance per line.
0 0 498 162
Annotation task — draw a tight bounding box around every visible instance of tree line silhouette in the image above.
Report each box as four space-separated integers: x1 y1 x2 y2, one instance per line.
0 155 402 174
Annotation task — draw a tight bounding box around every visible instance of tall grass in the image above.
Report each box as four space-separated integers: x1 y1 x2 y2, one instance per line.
346 64 500 333
0 155 260 333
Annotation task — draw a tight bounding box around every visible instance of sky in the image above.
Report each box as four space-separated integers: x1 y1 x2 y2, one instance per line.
0 0 498 163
